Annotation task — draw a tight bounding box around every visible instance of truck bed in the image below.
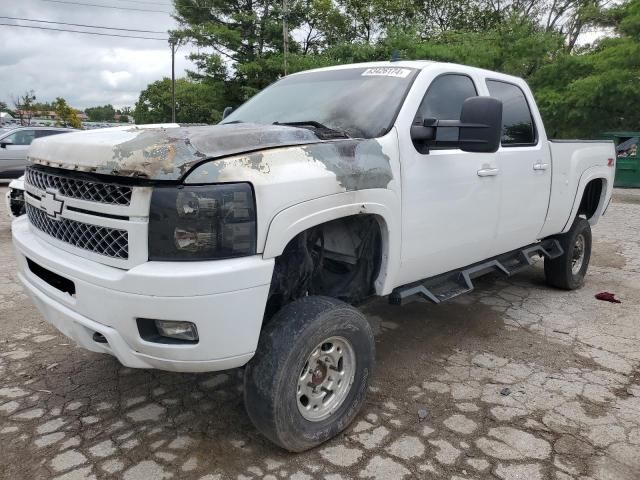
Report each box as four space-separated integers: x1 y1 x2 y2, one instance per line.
541 139 615 237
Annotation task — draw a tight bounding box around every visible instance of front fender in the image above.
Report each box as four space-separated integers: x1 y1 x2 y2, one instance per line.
185 129 402 256
262 189 400 296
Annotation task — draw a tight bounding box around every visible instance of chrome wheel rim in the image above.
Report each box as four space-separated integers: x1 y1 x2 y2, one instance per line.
296 336 356 422
572 234 586 275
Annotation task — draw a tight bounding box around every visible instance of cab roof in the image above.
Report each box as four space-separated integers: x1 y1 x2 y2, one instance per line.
294 60 436 74
293 60 525 85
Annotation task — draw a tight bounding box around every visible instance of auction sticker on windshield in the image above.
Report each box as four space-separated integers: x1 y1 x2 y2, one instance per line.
361 67 412 78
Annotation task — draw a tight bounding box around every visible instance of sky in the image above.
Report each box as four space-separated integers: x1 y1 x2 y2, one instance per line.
0 0 194 110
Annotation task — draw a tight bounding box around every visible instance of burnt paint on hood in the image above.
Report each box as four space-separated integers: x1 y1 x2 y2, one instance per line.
27 123 323 180
186 138 393 192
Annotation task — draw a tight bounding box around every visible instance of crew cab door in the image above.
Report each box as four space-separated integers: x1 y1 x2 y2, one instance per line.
396 71 501 286
484 80 551 256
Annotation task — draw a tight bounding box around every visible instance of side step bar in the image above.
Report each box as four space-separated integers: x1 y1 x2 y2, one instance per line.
389 239 563 306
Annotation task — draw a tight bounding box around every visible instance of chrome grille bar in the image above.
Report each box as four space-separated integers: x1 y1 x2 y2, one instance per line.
26 168 132 206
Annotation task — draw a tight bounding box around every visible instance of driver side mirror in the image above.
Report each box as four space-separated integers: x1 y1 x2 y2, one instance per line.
222 106 234 120
0 140 13 149
410 97 503 153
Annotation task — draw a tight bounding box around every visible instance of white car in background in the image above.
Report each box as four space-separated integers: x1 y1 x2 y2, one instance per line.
6 175 25 218
0 127 73 178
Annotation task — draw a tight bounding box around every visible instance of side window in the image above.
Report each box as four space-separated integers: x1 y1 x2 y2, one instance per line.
414 74 478 148
486 80 536 146
36 130 66 139
4 130 36 146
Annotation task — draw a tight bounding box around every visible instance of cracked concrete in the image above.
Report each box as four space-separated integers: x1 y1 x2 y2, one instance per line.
1 186 639 479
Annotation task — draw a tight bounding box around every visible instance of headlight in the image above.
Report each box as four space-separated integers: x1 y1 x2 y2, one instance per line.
148 183 256 260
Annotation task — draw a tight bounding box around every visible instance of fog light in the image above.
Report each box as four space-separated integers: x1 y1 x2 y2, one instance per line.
154 320 199 341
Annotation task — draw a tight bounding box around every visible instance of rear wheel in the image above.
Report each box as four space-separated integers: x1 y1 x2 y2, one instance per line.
244 296 375 452
544 217 592 290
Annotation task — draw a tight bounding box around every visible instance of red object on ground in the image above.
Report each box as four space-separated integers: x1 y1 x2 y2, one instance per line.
595 292 621 303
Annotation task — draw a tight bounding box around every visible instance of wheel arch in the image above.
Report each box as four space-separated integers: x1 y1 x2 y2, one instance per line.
578 178 604 219
263 191 400 296
562 167 612 233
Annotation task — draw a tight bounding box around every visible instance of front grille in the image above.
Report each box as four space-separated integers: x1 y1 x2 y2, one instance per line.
26 204 129 259
26 168 132 206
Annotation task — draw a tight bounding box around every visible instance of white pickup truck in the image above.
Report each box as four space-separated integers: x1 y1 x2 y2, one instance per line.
12 61 615 452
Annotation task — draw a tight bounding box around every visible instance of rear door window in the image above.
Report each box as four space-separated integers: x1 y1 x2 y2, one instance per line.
36 130 67 139
486 80 537 146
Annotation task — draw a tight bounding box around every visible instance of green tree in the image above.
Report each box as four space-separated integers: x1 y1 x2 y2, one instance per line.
133 78 225 124
32 101 53 112
165 0 636 138
12 90 37 126
296 0 352 54
371 15 564 79
169 0 591 105
85 104 116 122
408 0 504 37
532 0 640 137
172 0 291 101
52 97 82 129
116 107 132 123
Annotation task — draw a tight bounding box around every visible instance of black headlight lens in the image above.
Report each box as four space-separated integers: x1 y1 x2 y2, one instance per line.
149 183 256 260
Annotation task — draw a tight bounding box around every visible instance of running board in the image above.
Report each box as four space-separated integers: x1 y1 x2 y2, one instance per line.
389 239 563 306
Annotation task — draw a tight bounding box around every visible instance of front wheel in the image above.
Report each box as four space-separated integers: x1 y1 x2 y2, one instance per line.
244 296 375 452
544 216 592 290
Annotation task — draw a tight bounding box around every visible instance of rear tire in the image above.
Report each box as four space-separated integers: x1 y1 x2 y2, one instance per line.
244 296 375 452
544 217 592 290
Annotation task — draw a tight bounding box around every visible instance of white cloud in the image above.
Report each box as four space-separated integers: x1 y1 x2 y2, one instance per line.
100 70 131 88
0 0 194 109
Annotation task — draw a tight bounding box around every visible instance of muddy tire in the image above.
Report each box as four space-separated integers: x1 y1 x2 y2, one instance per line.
544 217 592 290
244 296 375 452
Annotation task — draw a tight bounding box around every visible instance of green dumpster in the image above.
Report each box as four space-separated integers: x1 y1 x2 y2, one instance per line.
604 132 640 188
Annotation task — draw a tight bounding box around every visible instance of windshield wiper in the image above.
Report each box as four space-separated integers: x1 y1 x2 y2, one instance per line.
273 121 351 139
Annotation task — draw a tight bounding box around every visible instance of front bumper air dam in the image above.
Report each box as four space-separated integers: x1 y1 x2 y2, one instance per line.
11 216 274 373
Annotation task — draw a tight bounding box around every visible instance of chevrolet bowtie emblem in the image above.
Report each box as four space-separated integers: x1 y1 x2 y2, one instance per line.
42 189 64 219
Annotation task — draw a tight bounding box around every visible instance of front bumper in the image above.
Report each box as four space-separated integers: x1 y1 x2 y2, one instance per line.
12 216 274 372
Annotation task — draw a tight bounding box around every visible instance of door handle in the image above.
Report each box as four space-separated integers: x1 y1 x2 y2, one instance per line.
477 167 500 177
533 163 549 171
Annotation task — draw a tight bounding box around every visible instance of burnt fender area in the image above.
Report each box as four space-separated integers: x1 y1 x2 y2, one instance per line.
265 216 382 320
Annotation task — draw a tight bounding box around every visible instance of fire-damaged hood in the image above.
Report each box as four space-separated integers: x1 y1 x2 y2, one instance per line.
27 123 324 180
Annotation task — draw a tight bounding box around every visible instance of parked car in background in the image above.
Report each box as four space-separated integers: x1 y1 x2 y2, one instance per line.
6 175 25 218
0 127 73 178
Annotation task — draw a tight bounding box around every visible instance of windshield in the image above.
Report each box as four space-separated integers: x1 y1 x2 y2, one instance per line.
222 66 418 139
